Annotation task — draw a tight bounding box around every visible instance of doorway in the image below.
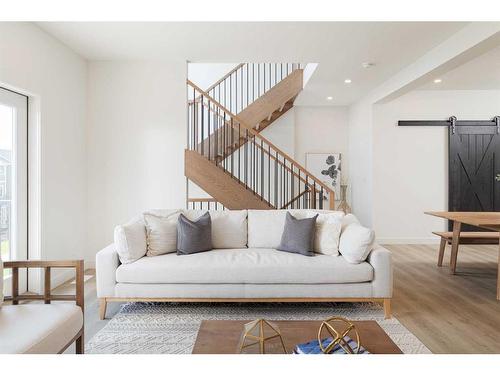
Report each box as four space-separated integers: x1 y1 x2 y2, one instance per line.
0 87 28 295
449 121 500 231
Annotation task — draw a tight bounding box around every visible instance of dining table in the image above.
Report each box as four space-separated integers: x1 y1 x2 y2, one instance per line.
425 211 500 300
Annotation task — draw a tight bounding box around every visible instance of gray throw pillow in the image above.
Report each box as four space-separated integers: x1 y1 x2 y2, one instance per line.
277 212 318 256
177 212 213 255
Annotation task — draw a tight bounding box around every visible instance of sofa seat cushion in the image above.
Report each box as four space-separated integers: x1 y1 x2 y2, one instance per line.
115 248 373 284
0 304 83 354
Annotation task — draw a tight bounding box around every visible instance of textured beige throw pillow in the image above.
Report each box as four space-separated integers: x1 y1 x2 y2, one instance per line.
144 212 180 256
300 212 342 255
314 216 342 255
114 218 147 264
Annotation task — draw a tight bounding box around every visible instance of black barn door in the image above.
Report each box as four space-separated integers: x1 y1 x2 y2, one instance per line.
449 122 500 231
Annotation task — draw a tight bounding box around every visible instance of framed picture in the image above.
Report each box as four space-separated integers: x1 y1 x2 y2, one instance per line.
306 153 342 200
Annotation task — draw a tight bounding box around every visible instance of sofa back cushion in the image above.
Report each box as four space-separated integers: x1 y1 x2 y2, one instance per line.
248 210 287 248
181 210 248 249
114 217 148 264
248 209 344 249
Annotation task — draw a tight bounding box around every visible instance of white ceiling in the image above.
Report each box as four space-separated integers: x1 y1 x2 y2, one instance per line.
418 44 500 90
37 22 468 105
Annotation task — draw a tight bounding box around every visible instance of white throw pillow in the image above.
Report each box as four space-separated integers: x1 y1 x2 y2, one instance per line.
341 213 360 231
182 210 248 248
339 223 375 264
114 217 148 264
143 212 181 256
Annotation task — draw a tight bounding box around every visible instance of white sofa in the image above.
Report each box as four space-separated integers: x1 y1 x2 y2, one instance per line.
96 209 393 319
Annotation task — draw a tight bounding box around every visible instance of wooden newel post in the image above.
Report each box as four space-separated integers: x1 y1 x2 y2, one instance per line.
329 191 335 210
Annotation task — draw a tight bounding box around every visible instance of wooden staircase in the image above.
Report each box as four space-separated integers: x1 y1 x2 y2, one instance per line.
185 149 272 210
185 64 334 211
237 68 303 131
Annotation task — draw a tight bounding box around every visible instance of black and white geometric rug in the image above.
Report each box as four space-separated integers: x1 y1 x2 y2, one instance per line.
86 302 430 354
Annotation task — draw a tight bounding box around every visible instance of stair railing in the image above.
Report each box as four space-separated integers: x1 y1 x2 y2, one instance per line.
187 197 225 211
189 63 303 115
187 79 335 210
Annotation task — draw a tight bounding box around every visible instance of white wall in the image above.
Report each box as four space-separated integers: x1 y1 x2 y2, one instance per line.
0 23 87 283
87 61 186 262
188 63 239 91
348 100 373 226
294 106 349 179
261 108 296 156
373 89 500 243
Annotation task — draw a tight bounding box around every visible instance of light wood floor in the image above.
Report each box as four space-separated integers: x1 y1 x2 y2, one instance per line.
387 243 500 354
58 243 500 353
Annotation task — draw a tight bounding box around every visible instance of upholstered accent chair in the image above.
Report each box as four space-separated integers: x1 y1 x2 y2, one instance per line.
0 259 85 354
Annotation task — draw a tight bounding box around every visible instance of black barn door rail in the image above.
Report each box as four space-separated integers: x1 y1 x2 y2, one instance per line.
398 116 500 127
399 116 500 134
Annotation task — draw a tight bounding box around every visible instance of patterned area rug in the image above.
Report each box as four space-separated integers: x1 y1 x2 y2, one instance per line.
86 302 430 354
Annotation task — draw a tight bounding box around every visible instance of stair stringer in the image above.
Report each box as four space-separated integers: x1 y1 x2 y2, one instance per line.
185 149 273 210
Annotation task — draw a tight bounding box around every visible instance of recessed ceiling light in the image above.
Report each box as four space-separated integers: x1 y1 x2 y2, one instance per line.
434 78 442 83
326 96 333 101
344 79 352 84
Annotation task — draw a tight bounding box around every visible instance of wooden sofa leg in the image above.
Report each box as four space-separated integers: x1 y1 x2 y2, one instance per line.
383 299 392 319
76 332 84 354
99 298 107 320
437 238 446 267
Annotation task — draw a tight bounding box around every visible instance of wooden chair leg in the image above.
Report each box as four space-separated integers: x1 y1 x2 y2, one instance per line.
383 299 392 319
99 298 107 320
449 221 461 274
76 332 84 354
437 238 446 267
497 242 500 300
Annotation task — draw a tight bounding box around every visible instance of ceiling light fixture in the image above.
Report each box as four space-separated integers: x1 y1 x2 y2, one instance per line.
362 62 375 69
326 96 333 101
344 79 352 84
434 78 442 83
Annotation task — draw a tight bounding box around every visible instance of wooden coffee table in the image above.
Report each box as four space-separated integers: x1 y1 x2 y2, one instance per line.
192 320 402 354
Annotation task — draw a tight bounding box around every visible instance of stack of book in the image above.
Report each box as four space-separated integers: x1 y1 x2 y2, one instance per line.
293 336 370 354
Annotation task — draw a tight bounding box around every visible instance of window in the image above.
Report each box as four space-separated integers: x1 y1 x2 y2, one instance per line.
0 88 27 283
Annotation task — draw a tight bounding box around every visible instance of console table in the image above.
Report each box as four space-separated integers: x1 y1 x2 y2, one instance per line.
425 211 500 300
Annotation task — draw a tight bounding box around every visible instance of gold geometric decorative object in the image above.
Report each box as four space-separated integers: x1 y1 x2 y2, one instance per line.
238 319 287 354
317 316 361 354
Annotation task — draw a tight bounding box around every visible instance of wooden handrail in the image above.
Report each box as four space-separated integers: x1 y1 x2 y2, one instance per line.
281 188 310 209
187 79 335 195
187 197 218 203
204 63 246 94
188 63 246 104
197 106 310 186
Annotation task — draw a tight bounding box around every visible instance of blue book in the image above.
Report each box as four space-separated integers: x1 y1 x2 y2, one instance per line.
293 336 369 354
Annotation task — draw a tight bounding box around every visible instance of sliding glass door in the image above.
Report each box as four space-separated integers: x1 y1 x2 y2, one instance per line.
0 88 28 295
